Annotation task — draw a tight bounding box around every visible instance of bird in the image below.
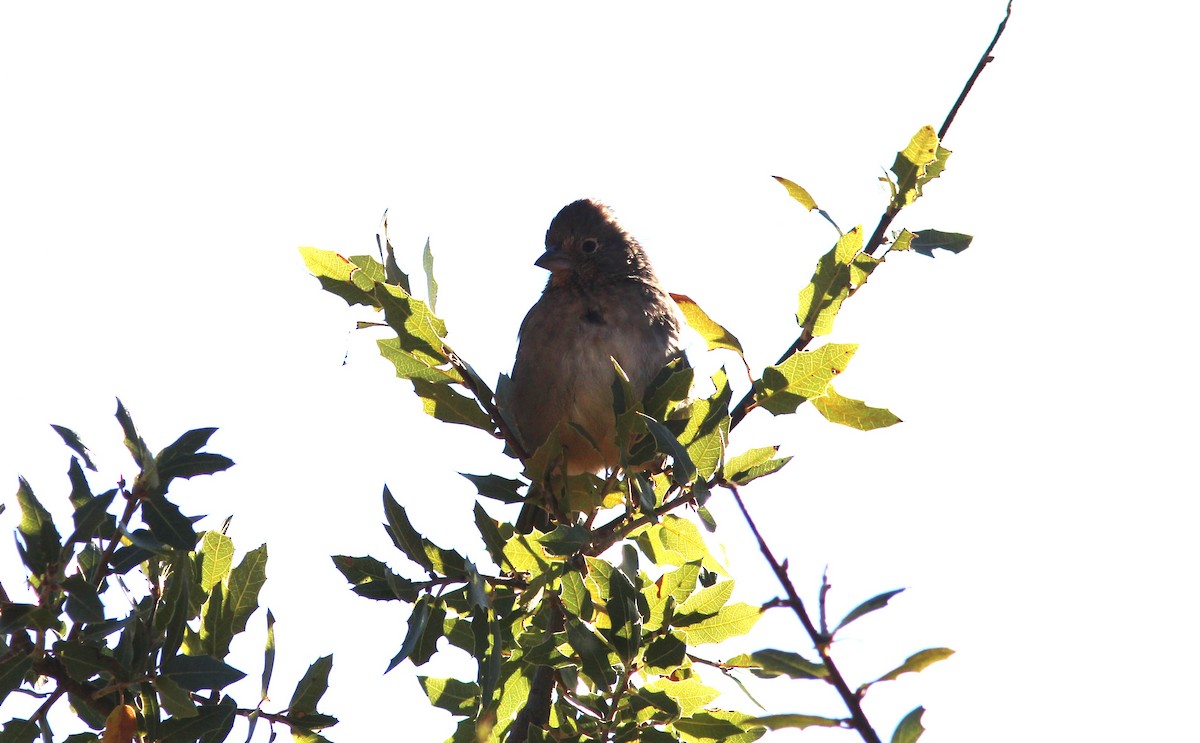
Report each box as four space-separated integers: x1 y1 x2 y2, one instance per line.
509 199 683 533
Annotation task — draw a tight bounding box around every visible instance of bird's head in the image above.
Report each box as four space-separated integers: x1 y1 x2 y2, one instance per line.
537 199 655 285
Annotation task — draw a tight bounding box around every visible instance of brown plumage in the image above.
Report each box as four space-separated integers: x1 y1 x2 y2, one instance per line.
510 199 682 532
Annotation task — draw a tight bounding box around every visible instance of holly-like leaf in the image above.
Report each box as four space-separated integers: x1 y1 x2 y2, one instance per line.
723 447 791 486
288 655 333 715
382 487 435 573
160 654 246 692
796 227 877 338
811 386 901 431
889 125 943 209
50 425 96 471
299 246 381 308
417 676 479 717
141 494 197 551
411 379 494 432
754 344 858 416
460 473 525 504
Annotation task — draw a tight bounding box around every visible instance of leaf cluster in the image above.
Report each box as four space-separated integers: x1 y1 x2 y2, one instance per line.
1 404 336 743
304 125 971 743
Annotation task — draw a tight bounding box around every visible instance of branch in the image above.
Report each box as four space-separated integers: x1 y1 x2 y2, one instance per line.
724 484 880 743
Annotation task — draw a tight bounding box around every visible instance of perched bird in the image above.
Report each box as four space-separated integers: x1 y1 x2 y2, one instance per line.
510 199 683 532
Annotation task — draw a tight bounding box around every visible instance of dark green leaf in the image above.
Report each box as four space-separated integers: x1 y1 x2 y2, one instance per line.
638 414 697 485
160 654 246 692
417 676 479 717
411 379 494 431
154 674 198 719
14 477 62 580
459 473 525 504
0 652 33 704
643 634 687 675
62 574 105 624
891 706 926 743
566 619 615 690
382 487 435 573
261 609 276 702
473 503 512 569
909 229 973 256
51 425 96 471
66 458 94 509
387 599 431 673
671 711 757 740
835 588 905 633
330 555 416 601
538 524 592 556
0 720 38 743
141 494 197 550
289 655 333 715
158 695 236 743
115 398 152 468
67 488 116 546
156 452 235 485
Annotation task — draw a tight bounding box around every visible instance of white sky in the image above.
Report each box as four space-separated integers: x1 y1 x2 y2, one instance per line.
2 3 1197 741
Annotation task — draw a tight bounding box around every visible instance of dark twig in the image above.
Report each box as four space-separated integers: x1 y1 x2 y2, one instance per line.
725 484 880 743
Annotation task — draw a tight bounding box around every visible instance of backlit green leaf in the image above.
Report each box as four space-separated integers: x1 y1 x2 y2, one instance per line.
873 648 954 684
891 706 926 743
411 379 494 431
811 385 901 431
834 588 905 633
754 344 857 415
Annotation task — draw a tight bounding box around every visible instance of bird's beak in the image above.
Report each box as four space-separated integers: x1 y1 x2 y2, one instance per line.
535 246 572 272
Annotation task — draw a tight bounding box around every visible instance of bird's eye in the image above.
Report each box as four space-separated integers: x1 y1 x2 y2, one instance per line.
580 238 599 254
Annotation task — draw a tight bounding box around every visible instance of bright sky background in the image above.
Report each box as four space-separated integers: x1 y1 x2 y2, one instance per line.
2 3 1197 741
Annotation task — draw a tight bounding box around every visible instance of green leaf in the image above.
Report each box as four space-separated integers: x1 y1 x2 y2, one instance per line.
638 414 697 485
672 710 765 742
115 398 153 469
677 369 730 480
154 674 199 719
262 609 276 701
14 477 61 580
387 598 431 672
66 458 94 509
377 337 462 383
560 569 593 621
891 706 926 743
538 524 592 556
637 516 724 575
378 214 412 291
0 652 34 704
772 175 818 211
811 385 901 431
676 602 761 645
795 227 877 338
160 654 246 692
676 579 732 617
50 424 96 471
55 640 117 683
62 574 105 624
754 343 857 416
0 719 38 743
422 237 439 312
299 246 381 308
726 648 826 680
670 294 745 356
197 531 234 592
566 619 616 690
141 494 197 551
158 696 236 743
382 487 435 573
460 473 525 504
723 447 791 486
374 283 448 366
418 676 479 717
331 555 416 601
753 714 842 730
288 655 333 715
910 229 973 256
203 543 267 657
643 634 687 675
411 379 494 431
873 648 955 684
67 488 116 546
645 677 719 717
889 125 943 210
834 588 905 633
473 503 512 568
891 228 916 252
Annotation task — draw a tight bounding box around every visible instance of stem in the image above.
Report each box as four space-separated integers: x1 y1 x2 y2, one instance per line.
725 484 880 743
